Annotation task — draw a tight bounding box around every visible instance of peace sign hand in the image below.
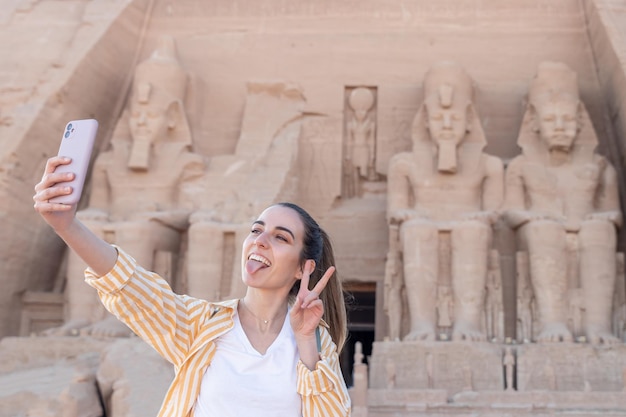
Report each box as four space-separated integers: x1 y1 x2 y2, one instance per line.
289 263 335 339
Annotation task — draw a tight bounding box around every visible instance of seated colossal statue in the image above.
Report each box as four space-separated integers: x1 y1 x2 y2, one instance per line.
45 36 205 338
386 61 504 342
504 61 623 345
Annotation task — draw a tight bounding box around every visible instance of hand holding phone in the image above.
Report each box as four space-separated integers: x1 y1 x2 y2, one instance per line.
50 119 98 205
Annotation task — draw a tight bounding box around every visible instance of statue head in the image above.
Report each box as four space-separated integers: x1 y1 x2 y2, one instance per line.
126 35 191 171
348 87 375 122
422 62 474 149
411 62 485 173
517 62 597 160
528 62 583 153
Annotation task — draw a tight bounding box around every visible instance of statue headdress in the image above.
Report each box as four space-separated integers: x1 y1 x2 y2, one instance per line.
517 61 597 160
410 61 487 173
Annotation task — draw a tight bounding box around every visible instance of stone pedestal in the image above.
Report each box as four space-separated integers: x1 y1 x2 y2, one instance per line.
517 342 626 392
369 341 504 394
367 340 626 416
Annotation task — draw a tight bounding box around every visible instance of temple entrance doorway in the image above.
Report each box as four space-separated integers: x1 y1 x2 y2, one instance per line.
341 282 376 387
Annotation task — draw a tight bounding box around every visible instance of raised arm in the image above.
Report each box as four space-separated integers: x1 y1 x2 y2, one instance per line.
33 156 117 276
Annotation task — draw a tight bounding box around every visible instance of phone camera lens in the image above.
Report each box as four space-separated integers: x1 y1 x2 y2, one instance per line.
67 123 73 130
64 131 71 138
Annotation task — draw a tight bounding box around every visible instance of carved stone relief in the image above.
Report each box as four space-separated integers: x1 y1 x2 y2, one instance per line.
343 86 379 198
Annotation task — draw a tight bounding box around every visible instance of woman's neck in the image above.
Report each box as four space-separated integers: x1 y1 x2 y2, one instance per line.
239 295 288 331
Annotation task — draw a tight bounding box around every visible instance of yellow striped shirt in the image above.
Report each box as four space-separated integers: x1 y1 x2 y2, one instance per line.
85 246 351 417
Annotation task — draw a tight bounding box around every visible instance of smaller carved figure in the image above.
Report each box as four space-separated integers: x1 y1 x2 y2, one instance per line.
385 359 396 389
426 352 434 389
345 87 376 197
384 224 404 341
503 347 516 391
436 286 453 329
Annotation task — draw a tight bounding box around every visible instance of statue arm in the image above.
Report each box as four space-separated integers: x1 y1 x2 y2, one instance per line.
80 154 110 221
367 119 376 163
387 154 415 224
502 157 533 229
588 160 623 227
133 154 206 232
482 156 504 211
468 155 504 224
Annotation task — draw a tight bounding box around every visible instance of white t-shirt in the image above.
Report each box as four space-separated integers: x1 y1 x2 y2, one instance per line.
193 310 302 417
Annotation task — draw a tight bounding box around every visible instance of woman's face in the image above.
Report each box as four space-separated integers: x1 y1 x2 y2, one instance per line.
241 205 306 291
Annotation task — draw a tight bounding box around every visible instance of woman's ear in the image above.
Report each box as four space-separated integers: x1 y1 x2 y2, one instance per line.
296 259 316 280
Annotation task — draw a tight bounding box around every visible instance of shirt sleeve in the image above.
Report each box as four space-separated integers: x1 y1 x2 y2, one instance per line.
296 326 351 416
84 245 210 367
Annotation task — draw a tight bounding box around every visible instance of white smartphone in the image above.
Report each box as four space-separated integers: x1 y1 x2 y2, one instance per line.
50 119 98 205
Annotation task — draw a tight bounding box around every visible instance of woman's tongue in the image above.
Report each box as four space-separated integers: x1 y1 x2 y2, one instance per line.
246 259 268 274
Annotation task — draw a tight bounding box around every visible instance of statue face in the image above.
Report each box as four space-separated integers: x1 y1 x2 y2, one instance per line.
125 83 173 170
534 98 579 152
128 98 167 144
424 100 468 146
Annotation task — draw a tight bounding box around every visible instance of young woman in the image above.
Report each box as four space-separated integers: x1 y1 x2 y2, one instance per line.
33 155 351 417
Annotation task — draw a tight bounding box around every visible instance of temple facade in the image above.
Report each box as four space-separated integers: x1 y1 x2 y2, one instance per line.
2 0 626 415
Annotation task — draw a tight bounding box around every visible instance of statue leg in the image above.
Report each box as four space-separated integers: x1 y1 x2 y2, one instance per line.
523 220 573 343
187 221 227 300
42 219 106 336
87 221 179 338
579 219 620 345
450 220 489 342
113 221 180 268
400 220 438 341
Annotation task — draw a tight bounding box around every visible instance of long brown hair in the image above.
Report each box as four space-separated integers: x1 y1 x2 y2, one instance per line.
277 202 348 352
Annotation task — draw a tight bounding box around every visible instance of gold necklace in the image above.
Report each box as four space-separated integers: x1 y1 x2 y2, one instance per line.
240 299 271 324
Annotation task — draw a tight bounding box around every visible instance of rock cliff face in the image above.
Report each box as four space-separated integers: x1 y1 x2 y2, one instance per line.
2 0 626 416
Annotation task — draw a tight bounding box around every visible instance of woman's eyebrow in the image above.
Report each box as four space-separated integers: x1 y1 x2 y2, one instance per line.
253 220 295 240
276 226 295 240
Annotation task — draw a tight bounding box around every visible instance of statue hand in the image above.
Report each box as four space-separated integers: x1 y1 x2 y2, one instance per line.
585 211 622 226
462 210 499 225
388 209 416 225
132 211 190 231
527 212 566 223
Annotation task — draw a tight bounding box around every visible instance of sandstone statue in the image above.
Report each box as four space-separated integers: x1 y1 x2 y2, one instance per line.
386 61 504 342
504 61 623 345
45 36 204 337
503 346 515 391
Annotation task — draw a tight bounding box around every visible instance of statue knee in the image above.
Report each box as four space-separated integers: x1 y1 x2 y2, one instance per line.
523 220 564 247
400 220 438 243
452 220 490 245
580 219 617 248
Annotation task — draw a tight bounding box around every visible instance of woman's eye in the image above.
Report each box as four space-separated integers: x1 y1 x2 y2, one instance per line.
251 228 261 234
276 234 288 242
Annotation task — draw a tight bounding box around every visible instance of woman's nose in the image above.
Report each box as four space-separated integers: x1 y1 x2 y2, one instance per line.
254 232 268 247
